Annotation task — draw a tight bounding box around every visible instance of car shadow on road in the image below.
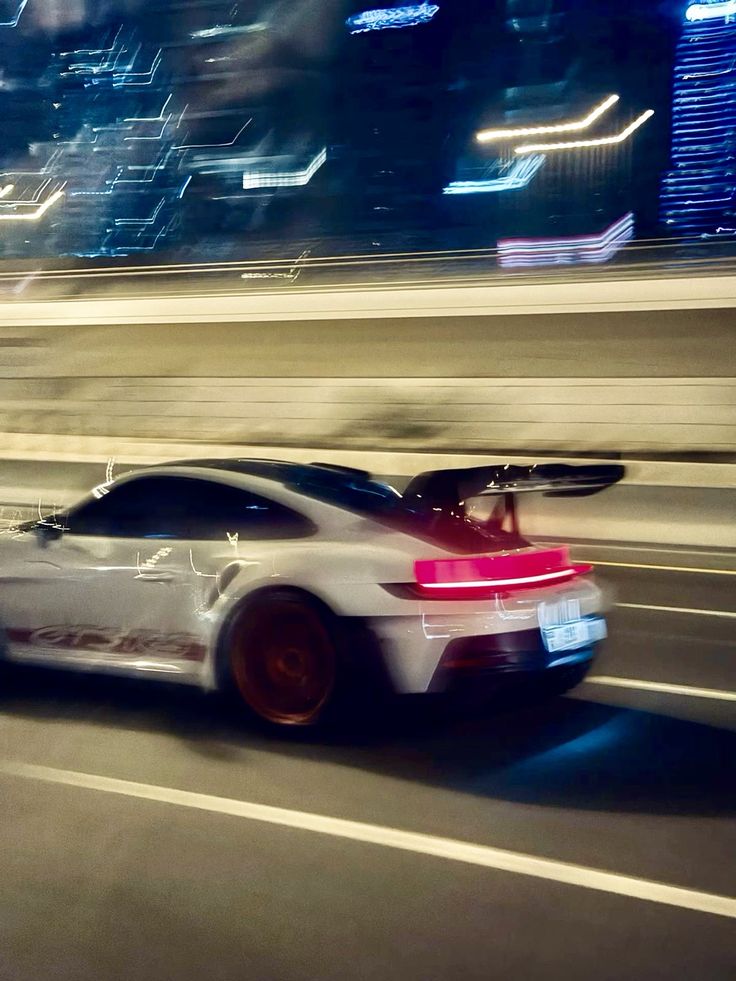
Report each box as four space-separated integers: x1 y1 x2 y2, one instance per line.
0 664 734 819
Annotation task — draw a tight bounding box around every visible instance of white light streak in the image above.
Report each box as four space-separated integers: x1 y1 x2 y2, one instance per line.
114 197 166 227
124 94 173 123
476 94 620 144
113 50 162 87
60 28 124 59
189 550 217 579
0 184 14 199
686 1 736 21
0 178 55 207
124 115 173 141
0 188 65 223
0 0 27 28
173 119 252 151
443 155 545 194
190 23 267 38
242 147 327 190
515 110 654 154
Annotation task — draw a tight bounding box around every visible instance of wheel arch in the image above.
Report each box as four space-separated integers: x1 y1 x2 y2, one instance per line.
213 583 390 701
213 584 343 692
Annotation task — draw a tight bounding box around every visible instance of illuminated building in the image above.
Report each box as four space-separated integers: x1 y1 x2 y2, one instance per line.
660 0 736 236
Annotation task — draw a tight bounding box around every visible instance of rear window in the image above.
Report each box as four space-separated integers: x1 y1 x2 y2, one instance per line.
171 460 529 553
235 464 527 554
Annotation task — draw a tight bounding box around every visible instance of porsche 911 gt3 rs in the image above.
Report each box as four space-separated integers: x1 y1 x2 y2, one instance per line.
0 458 622 726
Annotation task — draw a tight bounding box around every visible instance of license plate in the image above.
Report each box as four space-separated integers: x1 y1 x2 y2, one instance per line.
539 599 607 654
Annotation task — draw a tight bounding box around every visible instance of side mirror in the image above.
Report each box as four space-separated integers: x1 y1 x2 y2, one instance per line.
35 522 64 547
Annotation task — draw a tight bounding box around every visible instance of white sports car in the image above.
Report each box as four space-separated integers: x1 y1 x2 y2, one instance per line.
0 459 622 726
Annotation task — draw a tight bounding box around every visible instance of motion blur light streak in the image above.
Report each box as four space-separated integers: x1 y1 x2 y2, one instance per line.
686 1 736 21
124 95 173 123
515 111 654 155
124 117 173 141
173 120 252 151
113 49 162 88
497 213 635 268
0 0 27 28
0 188 65 222
114 198 166 227
190 23 268 38
0 185 14 200
443 155 546 194
0 179 55 204
242 148 328 190
346 3 439 34
475 94 619 144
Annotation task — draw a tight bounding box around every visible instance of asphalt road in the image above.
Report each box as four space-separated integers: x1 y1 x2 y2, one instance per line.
0 548 734 980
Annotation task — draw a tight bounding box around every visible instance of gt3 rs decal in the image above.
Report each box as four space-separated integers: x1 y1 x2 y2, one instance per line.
6 626 206 662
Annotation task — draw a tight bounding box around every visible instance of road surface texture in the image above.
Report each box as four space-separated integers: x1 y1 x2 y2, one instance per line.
0 544 734 980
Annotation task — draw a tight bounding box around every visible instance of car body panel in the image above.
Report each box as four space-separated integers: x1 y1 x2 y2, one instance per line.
0 463 609 696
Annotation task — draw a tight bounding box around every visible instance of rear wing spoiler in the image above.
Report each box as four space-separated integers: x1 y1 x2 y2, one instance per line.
402 463 625 535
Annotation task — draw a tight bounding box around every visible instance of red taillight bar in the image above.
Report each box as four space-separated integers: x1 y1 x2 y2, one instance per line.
414 547 591 598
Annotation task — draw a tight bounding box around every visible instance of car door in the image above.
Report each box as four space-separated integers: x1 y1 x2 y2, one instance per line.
0 473 316 679
0 477 213 676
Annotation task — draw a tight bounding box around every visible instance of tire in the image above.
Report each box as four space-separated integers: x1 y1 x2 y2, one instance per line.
224 591 341 727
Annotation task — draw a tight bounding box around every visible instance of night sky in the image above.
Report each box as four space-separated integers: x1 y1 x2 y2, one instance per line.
0 1 713 260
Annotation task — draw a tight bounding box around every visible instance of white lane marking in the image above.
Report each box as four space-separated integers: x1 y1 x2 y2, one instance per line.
582 544 736 558
1 761 735 920
587 676 736 703
594 560 736 576
616 602 736 619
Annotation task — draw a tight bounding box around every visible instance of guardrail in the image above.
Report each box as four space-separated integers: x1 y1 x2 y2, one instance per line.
1 239 735 302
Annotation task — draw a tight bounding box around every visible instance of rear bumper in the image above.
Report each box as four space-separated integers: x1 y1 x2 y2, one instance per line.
428 630 596 694
369 608 604 694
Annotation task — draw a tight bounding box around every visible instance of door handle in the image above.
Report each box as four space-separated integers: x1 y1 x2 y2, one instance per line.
137 571 176 583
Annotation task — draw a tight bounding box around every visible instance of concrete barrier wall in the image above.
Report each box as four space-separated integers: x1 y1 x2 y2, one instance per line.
0 276 733 454
0 375 730 455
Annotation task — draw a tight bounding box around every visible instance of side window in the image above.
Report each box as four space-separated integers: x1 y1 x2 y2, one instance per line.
65 481 154 538
172 479 316 541
66 476 315 540
66 477 171 538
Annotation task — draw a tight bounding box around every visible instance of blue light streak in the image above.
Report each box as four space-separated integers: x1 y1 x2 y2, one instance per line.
346 3 439 34
0 0 26 27
443 155 545 194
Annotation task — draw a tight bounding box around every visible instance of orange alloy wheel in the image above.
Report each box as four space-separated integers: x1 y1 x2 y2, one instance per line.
229 596 338 725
